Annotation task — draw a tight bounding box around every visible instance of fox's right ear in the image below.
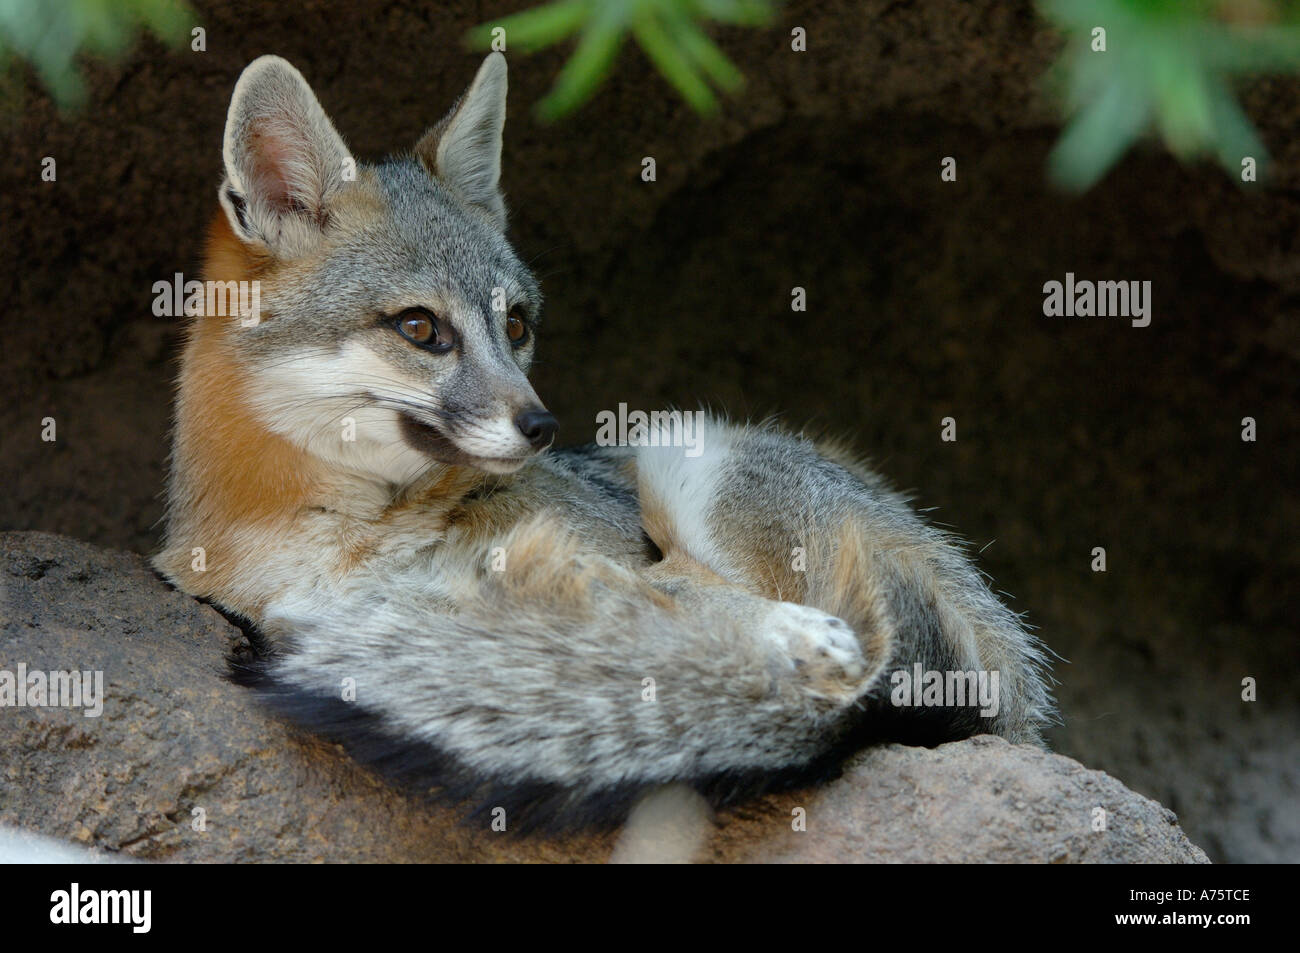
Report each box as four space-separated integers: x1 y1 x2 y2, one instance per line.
415 53 508 229
218 55 353 258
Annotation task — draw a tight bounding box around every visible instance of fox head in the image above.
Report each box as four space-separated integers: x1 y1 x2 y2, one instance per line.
210 53 554 481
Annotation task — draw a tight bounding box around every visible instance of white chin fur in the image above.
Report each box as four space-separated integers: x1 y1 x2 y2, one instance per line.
244 346 431 485
471 455 530 475
315 414 433 484
450 416 539 464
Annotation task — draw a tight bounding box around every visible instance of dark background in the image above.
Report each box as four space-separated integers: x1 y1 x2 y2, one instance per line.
1 0 1295 862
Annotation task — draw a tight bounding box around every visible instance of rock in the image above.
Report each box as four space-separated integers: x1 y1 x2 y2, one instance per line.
0 531 1208 863
749 736 1209 863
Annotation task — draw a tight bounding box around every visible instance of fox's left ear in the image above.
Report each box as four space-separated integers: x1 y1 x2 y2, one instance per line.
415 53 508 229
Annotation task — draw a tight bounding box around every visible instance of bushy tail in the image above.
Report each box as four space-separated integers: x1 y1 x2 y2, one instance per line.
635 415 1057 747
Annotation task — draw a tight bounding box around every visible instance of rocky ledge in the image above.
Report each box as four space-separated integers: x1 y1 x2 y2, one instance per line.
0 531 1208 863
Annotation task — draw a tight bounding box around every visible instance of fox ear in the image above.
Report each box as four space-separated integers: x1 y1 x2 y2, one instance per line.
219 55 353 256
415 53 508 229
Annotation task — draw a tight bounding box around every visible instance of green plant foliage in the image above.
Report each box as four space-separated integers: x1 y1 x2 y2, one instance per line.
1042 0 1300 189
466 0 774 120
4 0 1299 195
0 0 192 108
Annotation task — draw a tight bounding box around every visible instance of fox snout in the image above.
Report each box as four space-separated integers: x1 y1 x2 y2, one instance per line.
392 377 557 474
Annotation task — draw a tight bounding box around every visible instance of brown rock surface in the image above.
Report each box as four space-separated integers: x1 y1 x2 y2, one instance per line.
0 531 1207 863
752 737 1209 864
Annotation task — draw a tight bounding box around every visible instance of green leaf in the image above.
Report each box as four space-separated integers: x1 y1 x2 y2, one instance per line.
471 0 769 120
667 8 744 92
1049 76 1152 190
535 2 629 121
0 0 195 109
1041 0 1300 189
633 7 717 112
465 0 591 54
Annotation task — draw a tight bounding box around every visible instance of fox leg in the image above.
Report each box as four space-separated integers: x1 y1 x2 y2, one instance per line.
638 548 880 704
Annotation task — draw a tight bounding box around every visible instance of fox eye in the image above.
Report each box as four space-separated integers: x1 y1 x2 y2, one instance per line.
506 307 529 347
395 309 453 351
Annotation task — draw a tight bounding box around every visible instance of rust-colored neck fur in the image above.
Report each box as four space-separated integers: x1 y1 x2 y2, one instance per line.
182 214 318 521
152 214 325 606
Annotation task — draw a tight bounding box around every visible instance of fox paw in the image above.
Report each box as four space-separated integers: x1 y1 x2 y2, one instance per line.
761 601 870 698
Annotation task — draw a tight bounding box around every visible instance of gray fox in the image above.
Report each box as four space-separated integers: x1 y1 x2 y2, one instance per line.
154 52 1055 829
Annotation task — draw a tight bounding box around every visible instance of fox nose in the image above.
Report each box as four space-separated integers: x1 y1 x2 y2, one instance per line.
514 408 558 449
